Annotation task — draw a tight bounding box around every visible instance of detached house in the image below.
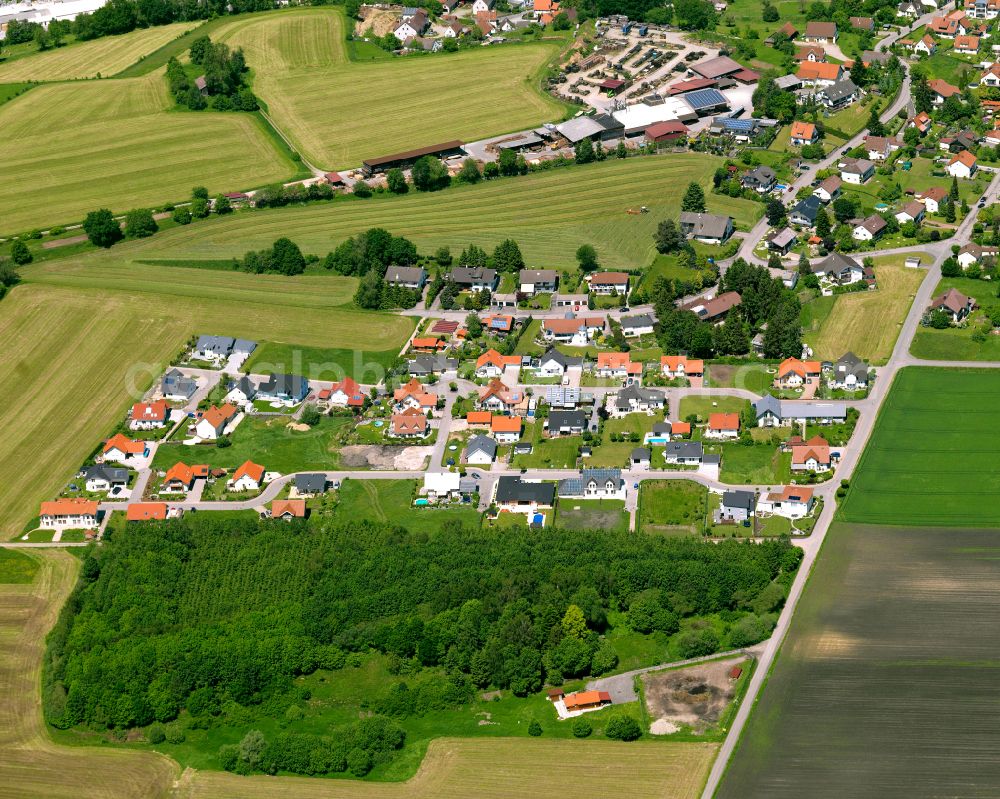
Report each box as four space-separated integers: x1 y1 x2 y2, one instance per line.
913 33 937 55
558 468 624 499
791 436 835 472
753 395 847 427
519 269 559 295
813 252 866 285
386 266 427 290
620 313 655 337
705 412 740 440
928 78 961 105
818 79 859 109
895 201 926 224
758 485 815 519
324 377 366 409
981 63 1000 86
595 352 642 380
665 441 704 465
494 476 555 512
790 121 819 146
257 373 309 405
841 157 875 184
161 369 197 401
451 267 498 292
917 186 948 214
660 355 704 380
543 316 605 346
612 384 665 415
466 434 498 464
813 175 842 203
547 409 587 435
39 498 98 531
390 407 429 438
790 195 822 227
588 272 630 295
947 150 977 178
162 462 209 493
537 348 581 378
195 403 237 441
795 45 827 63
929 287 975 322
225 376 256 407
102 434 147 464
797 61 843 86
130 400 170 431
478 378 525 415
475 348 520 378
852 214 888 242
830 352 869 390
83 465 128 495
678 212 734 244
682 291 742 324
958 242 1000 268
864 135 901 161
231 460 266 492
394 9 428 40
719 490 756 522
955 34 980 52
394 378 438 413
775 357 821 388
491 415 522 444
804 21 838 42
741 165 777 193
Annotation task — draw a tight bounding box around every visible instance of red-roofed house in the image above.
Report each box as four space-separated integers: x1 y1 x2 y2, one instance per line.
231 460 265 492
791 436 834 472
477 379 525 414
476 348 521 378
775 357 821 388
660 355 705 380
162 462 209 492
758 485 814 518
394 378 438 413
563 690 613 711
705 413 740 440
491 414 523 443
542 316 605 346
595 352 642 379
789 121 819 146
102 433 148 464
130 400 170 430
271 499 308 519
588 271 630 295
467 411 493 426
195 403 238 441
39 498 99 530
127 502 168 522
929 78 961 104
324 376 366 408
391 407 429 438
947 150 978 178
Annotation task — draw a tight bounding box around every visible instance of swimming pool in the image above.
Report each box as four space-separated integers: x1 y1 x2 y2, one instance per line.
414 498 429 506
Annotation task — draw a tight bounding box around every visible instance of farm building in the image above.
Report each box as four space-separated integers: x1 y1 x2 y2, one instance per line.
361 141 465 175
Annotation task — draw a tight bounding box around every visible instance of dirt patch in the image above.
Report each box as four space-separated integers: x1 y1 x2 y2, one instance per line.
338 445 430 470
286 422 310 432
641 656 746 734
355 6 400 37
41 233 88 249
707 364 736 387
559 508 625 530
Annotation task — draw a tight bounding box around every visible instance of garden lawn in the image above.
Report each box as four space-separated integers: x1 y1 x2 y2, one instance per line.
591 411 665 467
109 153 762 271
213 7 569 169
1 72 295 234
638 480 707 535
679 395 748 421
511 422 581 468
705 362 773 393
801 254 928 364
0 22 197 81
910 275 1000 360
555 499 630 532
323 479 481 534
712 444 791 485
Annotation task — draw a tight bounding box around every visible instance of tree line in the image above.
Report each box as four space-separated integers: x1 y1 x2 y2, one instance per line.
166 36 257 112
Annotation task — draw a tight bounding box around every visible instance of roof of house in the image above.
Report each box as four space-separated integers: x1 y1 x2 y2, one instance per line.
919 186 948 202
258 373 308 398
163 462 208 486
645 119 690 138
491 415 522 433
856 214 888 235
84 464 128 483
616 384 664 407
744 165 776 184
233 460 265 482
127 502 167 521
621 313 656 329
41 498 99 517
792 441 832 466
391 407 428 434
821 79 858 103
544 317 605 335
842 157 875 175
795 45 827 61
685 291 742 321
549 409 587 428
779 357 822 378
661 355 704 373
723 489 756 511
495 476 555 505
955 34 979 48
386 265 426 283
132 400 169 422
272 499 307 518
805 20 837 36
815 252 862 274
791 195 821 221
520 268 559 284
450 266 497 284
103 433 145 455
294 473 327 494
539 348 582 370
563 690 612 709
797 61 842 82
467 411 493 425
898 200 926 218
768 227 797 248
708 412 740 431
200 403 237 430
690 54 744 79
929 78 961 97
478 378 522 405
590 271 630 285
597 351 636 370
790 121 817 140
950 149 977 168
932 287 972 314
394 377 438 405
666 440 703 458
679 211 733 238
767 485 815 503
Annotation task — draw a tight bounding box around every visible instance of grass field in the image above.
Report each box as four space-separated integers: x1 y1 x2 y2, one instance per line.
212 8 568 169
0 271 410 537
112 154 759 271
718 521 1000 798
679 395 748 421
839 367 1000 526
638 480 707 535
555 498 630 532
0 549 40 583
910 275 1000 360
1 72 295 234
801 254 928 364
0 23 197 81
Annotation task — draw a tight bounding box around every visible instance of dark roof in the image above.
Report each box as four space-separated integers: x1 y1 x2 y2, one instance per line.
559 467 622 496
295 473 328 493
84 465 128 483
631 447 650 460
258 373 309 398
822 79 858 103
791 195 822 222
467 434 498 458
722 490 756 512
549 409 587 429
665 441 703 459
450 267 497 285
386 266 426 283
363 140 464 169
539 348 582 370
814 252 862 274
621 313 655 328
684 87 729 111
495 476 555 505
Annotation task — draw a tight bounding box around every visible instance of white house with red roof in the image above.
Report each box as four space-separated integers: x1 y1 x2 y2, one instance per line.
129 400 170 430
230 460 265 492
39 498 99 530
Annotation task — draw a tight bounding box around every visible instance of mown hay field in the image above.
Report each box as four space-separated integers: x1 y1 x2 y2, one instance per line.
718 521 1000 798
121 154 760 270
802 254 928 365
0 276 411 537
0 22 197 81
0 549 178 797
213 8 569 169
1 72 294 234
839 367 1000 526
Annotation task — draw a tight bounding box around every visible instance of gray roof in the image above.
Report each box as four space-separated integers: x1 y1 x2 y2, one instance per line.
408 354 458 375
459 477 478 494
467 434 498 459
615 384 665 408
791 195 821 222
520 269 558 283
631 447 650 460
228 376 256 398
841 156 874 175
559 467 622 496
834 351 868 380
386 266 426 284
722 489 756 512
684 87 729 112
774 74 802 90
557 116 606 143
162 369 197 397
703 453 721 466
621 313 655 329
768 228 797 248
196 334 234 355
295 473 328 493
495 476 555 505
753 393 782 419
549 409 587 430
258 373 309 399
744 165 776 186
754 394 847 420
233 339 256 355
539 348 582 370
814 252 862 275
679 211 733 238
652 422 673 434
84 465 128 483
450 267 497 285
666 441 704 459
822 79 858 104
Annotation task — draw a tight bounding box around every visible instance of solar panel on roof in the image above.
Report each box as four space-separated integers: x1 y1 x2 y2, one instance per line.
684 88 728 111
722 118 755 131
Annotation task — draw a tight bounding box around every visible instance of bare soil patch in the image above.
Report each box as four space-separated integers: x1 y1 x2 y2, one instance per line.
642 656 745 734
338 445 430 470
355 7 400 37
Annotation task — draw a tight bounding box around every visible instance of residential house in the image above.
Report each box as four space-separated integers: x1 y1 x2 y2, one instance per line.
127 503 168 522
257 373 309 405
475 349 520 378
494 476 555 511
533 349 577 378
850 15 875 29
450 267 498 292
741 165 777 193
491 415 522 444
913 33 937 54
130 400 170 431
270 499 307 520
683 291 742 324
895 200 926 224
558 467 624 499
466 434 498 464
789 195 822 227
705 412 740 440
678 212 734 244
612 384 665 415
752 394 848 426
408 354 458 377
519 269 559 295
543 316 605 346
795 45 827 62
830 352 869 390
595 352 642 380
620 314 655 337
929 287 975 322
791 436 835 472
981 63 1000 86
852 214 888 242
665 441 704 465
231 460 265 492
39 498 98 530
195 403 237 440
394 9 428 40
908 111 932 133
928 14 962 36
813 252 866 285
410 336 448 353
553 293 589 309
818 79 859 109
193 334 235 363
394 378 438 413
385 266 427 289
803 21 838 42
471 0 495 11
102 434 147 464
897 1 920 17
324 377 366 409
790 120 819 146
294 473 328 497
841 157 875 184
797 61 843 86
484 314 516 335
775 357 821 388
547 409 587 435
947 150 977 178
422 472 466 501
955 34 980 52
225 376 257 407
864 135 901 161
719 490 755 522
965 0 1000 18
631 447 651 468
162 462 208 492
958 242 1000 268
545 386 581 409
588 272 631 295
467 410 493 427
929 78 961 105
83 465 128 494
985 129 1000 147
660 355 704 380
758 485 815 518
478 378 525 415
917 186 948 214
644 421 678 445
813 175 842 203
161 368 197 401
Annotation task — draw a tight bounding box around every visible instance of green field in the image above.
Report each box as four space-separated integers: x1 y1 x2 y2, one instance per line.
0 22 197 81
0 548 40 583
325 479 482 534
555 498 630 532
840 367 1000 526
678 395 748 421
910 275 1000 360
2 72 295 234
638 480 707 535
212 8 569 169
100 153 760 271
718 522 1000 797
